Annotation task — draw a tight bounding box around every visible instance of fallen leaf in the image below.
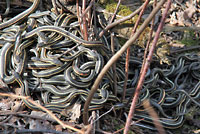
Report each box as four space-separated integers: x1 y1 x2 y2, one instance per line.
55 125 63 131
0 98 12 111
29 112 54 130
194 129 200 134
31 111 53 119
11 101 22 111
65 103 81 123
184 1 196 19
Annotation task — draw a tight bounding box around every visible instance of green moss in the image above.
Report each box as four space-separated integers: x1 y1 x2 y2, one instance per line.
105 1 137 24
101 0 150 48
180 30 199 46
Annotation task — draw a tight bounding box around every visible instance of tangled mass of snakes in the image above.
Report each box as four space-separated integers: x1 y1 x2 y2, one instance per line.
0 0 200 131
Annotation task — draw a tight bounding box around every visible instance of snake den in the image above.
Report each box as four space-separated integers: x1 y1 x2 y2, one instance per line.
0 0 200 134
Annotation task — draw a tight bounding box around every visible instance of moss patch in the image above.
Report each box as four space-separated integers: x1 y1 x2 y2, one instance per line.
104 0 138 24
180 30 200 46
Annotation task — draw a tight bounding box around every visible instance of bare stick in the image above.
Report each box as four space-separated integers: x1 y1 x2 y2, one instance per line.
140 0 157 78
109 0 121 24
83 0 166 125
99 4 144 37
170 45 200 54
122 0 150 103
82 0 88 40
143 99 166 134
113 118 144 134
111 33 117 96
0 93 84 134
76 0 84 37
80 0 94 18
123 0 171 133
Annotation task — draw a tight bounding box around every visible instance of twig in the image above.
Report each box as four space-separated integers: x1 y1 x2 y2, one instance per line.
109 0 121 24
76 0 84 37
0 111 26 115
123 0 171 133
142 99 166 134
0 93 84 134
80 0 94 18
92 1 98 38
17 113 57 122
122 0 150 103
163 25 200 32
170 45 200 54
0 115 12 125
113 118 144 134
111 33 117 96
52 0 59 15
15 128 69 134
82 0 88 40
93 106 114 124
59 43 80 57
83 0 167 125
99 4 144 37
140 0 157 79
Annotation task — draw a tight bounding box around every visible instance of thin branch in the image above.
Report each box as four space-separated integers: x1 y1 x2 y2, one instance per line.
92 1 98 38
163 25 200 32
82 0 88 40
0 93 84 134
170 45 200 54
99 4 144 37
142 99 166 134
76 0 84 37
83 0 167 125
108 0 121 24
123 1 171 133
80 0 94 18
15 128 68 134
113 118 144 134
93 106 114 124
140 0 157 78
111 33 117 96
122 0 150 103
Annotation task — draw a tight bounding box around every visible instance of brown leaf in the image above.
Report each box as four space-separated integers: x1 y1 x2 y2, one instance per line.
30 111 52 119
11 101 22 111
0 98 12 111
15 87 23 96
28 112 54 130
65 103 81 123
184 1 196 20
55 125 63 131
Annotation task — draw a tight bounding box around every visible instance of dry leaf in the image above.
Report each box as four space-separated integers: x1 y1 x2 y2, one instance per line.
11 101 21 111
29 112 54 130
65 103 81 123
156 44 171 65
55 125 63 131
31 111 52 119
184 1 196 19
0 79 8 91
170 12 178 25
0 98 12 111
176 11 186 26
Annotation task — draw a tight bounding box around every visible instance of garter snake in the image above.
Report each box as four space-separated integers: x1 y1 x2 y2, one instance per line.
0 0 40 29
32 62 71 78
23 26 103 47
1 9 200 131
